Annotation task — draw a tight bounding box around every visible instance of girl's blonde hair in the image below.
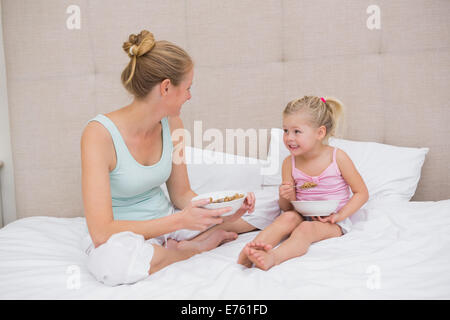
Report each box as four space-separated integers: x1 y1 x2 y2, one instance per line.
121 30 194 98
283 95 344 142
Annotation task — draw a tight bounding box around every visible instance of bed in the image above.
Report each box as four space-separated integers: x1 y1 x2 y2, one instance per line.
1 198 449 299
1 135 449 299
1 0 449 301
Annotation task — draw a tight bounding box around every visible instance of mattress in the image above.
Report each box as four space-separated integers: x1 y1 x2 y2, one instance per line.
0 198 449 299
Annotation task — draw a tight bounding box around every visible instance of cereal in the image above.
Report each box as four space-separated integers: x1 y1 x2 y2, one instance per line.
209 193 244 203
299 182 317 189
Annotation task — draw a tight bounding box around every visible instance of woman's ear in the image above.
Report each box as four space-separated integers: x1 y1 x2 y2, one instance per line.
160 79 171 96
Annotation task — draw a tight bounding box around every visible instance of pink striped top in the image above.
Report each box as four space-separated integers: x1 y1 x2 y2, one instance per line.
292 147 351 213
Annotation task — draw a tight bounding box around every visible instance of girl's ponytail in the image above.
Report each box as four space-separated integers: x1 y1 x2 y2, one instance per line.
322 97 345 139
283 95 346 143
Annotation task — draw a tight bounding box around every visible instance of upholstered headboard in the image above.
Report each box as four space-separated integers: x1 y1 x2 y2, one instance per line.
1 0 449 221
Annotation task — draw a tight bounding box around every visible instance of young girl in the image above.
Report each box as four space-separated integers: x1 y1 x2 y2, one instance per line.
237 96 369 270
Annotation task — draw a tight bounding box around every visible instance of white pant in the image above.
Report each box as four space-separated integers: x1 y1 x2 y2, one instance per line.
81 228 202 287
81 206 206 286
81 190 282 286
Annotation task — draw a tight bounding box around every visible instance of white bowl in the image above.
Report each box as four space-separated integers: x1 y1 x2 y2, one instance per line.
290 200 340 217
192 190 247 216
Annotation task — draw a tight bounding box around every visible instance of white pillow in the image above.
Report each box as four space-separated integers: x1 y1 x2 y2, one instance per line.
162 146 264 198
262 128 429 201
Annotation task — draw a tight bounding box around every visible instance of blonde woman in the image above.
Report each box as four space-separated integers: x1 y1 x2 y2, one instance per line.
81 30 256 286
238 96 369 270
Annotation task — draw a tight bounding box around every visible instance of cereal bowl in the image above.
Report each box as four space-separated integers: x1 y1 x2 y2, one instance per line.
192 191 247 216
291 200 340 217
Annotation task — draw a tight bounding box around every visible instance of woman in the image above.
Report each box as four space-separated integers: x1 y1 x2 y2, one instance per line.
80 30 258 286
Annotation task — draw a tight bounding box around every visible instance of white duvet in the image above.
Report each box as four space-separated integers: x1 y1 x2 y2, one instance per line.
1 198 449 299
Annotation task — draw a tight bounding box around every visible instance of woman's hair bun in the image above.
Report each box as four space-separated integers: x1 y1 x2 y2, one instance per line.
122 30 156 58
121 30 193 97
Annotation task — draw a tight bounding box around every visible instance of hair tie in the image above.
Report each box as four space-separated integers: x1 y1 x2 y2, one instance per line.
129 45 136 56
320 97 326 103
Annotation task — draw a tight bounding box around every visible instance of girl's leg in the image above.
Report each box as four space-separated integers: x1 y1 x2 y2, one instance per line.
148 229 237 274
247 211 304 247
238 211 304 266
247 221 342 271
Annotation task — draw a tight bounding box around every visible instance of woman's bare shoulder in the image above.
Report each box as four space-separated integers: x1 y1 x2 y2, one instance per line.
81 121 115 169
81 121 111 145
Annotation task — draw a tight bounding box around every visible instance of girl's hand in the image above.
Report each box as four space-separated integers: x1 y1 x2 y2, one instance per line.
311 213 341 224
223 192 256 223
178 199 232 230
279 182 296 201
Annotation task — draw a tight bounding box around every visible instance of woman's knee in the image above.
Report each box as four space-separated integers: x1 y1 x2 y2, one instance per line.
86 231 154 286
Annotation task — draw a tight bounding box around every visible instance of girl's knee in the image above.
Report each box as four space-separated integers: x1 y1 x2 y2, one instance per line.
293 221 341 242
292 221 315 236
277 210 303 225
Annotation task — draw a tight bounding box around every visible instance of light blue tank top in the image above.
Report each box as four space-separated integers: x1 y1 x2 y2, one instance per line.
87 114 173 221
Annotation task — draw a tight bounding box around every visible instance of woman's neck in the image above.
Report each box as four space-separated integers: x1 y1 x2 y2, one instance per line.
123 98 168 138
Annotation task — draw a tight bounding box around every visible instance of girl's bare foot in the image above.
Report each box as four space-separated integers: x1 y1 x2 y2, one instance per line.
248 241 272 252
178 229 238 253
238 241 272 267
247 246 276 271
237 245 253 268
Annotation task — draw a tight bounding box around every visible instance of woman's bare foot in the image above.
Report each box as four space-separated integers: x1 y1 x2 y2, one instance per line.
165 238 179 250
247 246 277 271
177 229 238 253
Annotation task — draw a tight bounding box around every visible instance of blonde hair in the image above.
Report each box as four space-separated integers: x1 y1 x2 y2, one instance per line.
121 30 193 98
283 95 344 142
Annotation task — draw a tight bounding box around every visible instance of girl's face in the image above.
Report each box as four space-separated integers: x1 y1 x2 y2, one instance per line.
282 112 324 155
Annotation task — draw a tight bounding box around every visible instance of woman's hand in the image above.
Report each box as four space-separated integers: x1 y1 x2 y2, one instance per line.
222 192 256 223
279 182 296 201
178 198 232 231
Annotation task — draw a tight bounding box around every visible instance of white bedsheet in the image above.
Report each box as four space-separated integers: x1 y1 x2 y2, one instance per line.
1 199 449 299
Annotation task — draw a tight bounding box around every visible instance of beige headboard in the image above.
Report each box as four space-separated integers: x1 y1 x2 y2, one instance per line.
2 0 449 221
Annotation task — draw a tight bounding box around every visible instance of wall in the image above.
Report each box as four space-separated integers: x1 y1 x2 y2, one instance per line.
0 0 17 225
1 0 449 221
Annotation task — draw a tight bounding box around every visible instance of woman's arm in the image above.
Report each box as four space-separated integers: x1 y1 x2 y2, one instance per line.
165 116 197 209
81 122 184 248
165 116 256 221
334 149 369 221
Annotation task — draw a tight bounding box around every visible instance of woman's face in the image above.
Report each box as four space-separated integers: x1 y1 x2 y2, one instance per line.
166 68 194 116
282 112 322 156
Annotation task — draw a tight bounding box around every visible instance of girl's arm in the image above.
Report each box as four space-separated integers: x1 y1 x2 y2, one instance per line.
279 156 296 211
334 149 369 221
